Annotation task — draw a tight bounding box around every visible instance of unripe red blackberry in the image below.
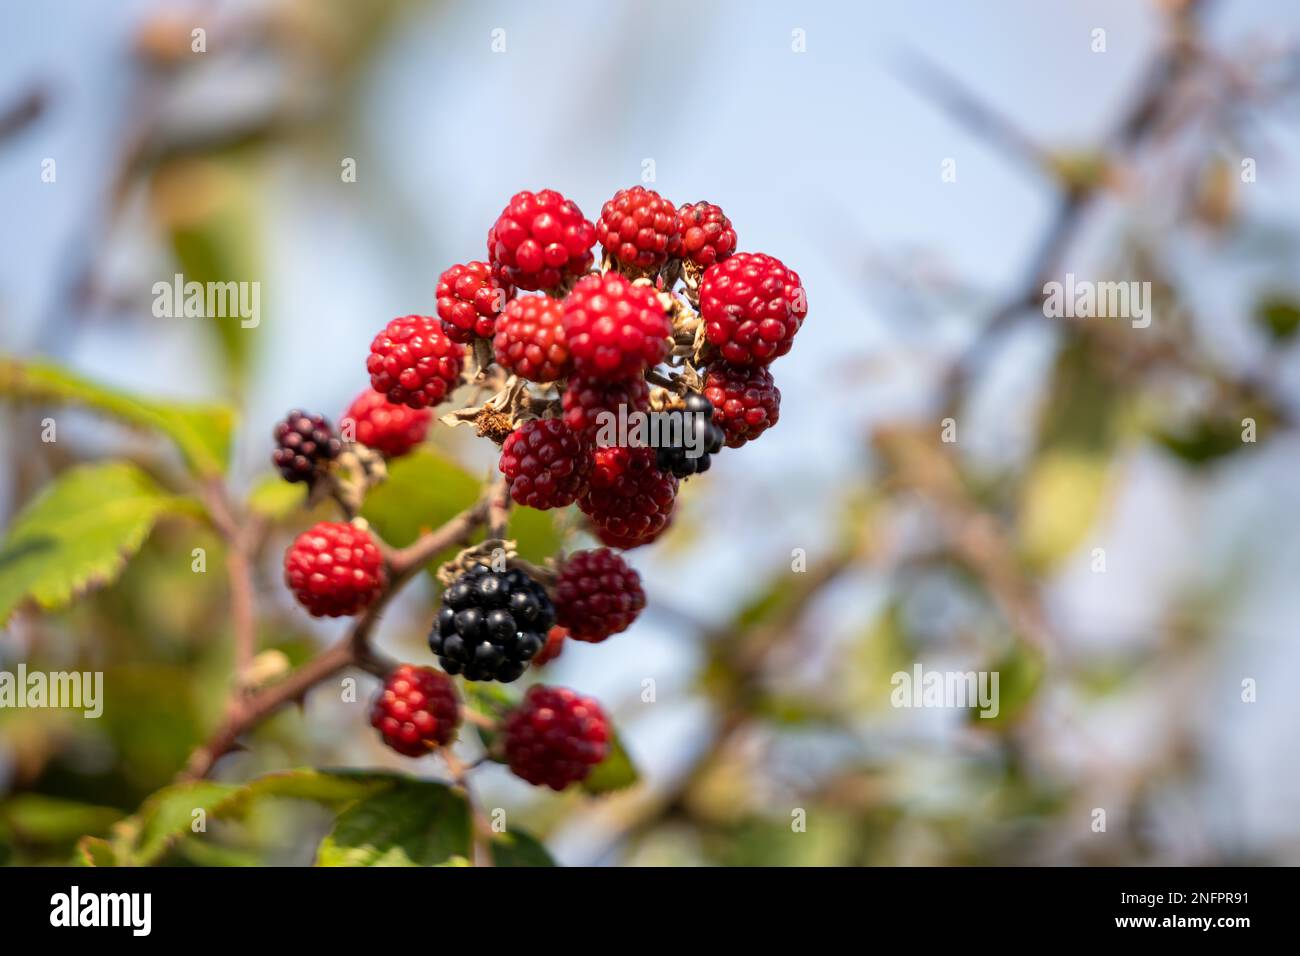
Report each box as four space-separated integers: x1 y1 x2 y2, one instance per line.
532 625 567 666
596 185 681 272
503 685 610 790
562 374 650 445
553 548 645 642
488 189 595 291
272 410 341 484
562 273 671 380
367 315 464 409
340 389 431 459
578 446 677 549
654 392 725 478
436 261 511 344
499 418 592 510
430 564 555 682
492 294 571 382
283 521 385 617
702 363 781 447
370 664 460 757
677 201 736 269
699 252 807 366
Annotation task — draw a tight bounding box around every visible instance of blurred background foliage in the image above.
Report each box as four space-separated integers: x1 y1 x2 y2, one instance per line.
3 0 1300 866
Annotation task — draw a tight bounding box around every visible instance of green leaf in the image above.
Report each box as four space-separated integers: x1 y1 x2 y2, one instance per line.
581 726 640 795
132 781 237 865
510 505 563 565
1154 418 1251 465
208 768 392 816
967 647 1044 726
122 769 389 865
1017 449 1111 570
360 448 479 549
0 357 234 474
0 462 203 624
490 827 556 867
245 472 307 520
131 781 237 865
75 836 119 867
316 781 471 866
1255 295 1300 342
0 795 123 845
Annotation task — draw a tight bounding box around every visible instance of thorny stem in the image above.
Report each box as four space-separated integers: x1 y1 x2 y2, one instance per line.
200 477 259 684
443 748 494 867
181 487 497 781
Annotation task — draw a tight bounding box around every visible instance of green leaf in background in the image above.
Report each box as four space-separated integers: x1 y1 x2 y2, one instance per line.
360 448 479 549
967 646 1045 726
1017 449 1111 571
115 769 391 865
1018 336 1124 570
490 827 556 867
246 472 307 520
75 836 119 867
0 358 234 475
510 503 563 564
151 155 265 388
316 780 471 866
1254 294 1300 342
0 795 123 846
131 780 238 865
581 727 640 795
0 461 203 624
1154 416 1255 465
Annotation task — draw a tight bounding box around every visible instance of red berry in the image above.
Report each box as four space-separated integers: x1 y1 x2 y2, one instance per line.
554 548 645 642
340 390 431 458
578 446 677 549
532 625 567 666
677 201 736 269
370 664 460 757
562 273 671 380
283 521 385 617
493 294 571 382
699 252 807 366
436 261 511 344
562 374 650 445
701 363 781 448
503 685 610 790
596 185 682 272
488 189 595 292
367 315 464 409
499 418 592 510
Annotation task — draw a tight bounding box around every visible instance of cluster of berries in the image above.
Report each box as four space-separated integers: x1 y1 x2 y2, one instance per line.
269 184 804 790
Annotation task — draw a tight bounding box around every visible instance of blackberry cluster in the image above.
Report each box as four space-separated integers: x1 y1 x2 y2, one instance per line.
272 410 341 484
429 564 555 682
270 183 805 784
654 393 725 478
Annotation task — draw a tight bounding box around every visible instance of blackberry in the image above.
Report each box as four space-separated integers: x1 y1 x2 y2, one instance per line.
272 410 341 484
429 564 555 682
654 393 725 478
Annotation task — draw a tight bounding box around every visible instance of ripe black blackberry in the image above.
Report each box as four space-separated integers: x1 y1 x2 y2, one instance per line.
429 564 555 682
655 393 725 478
272 410 342 484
